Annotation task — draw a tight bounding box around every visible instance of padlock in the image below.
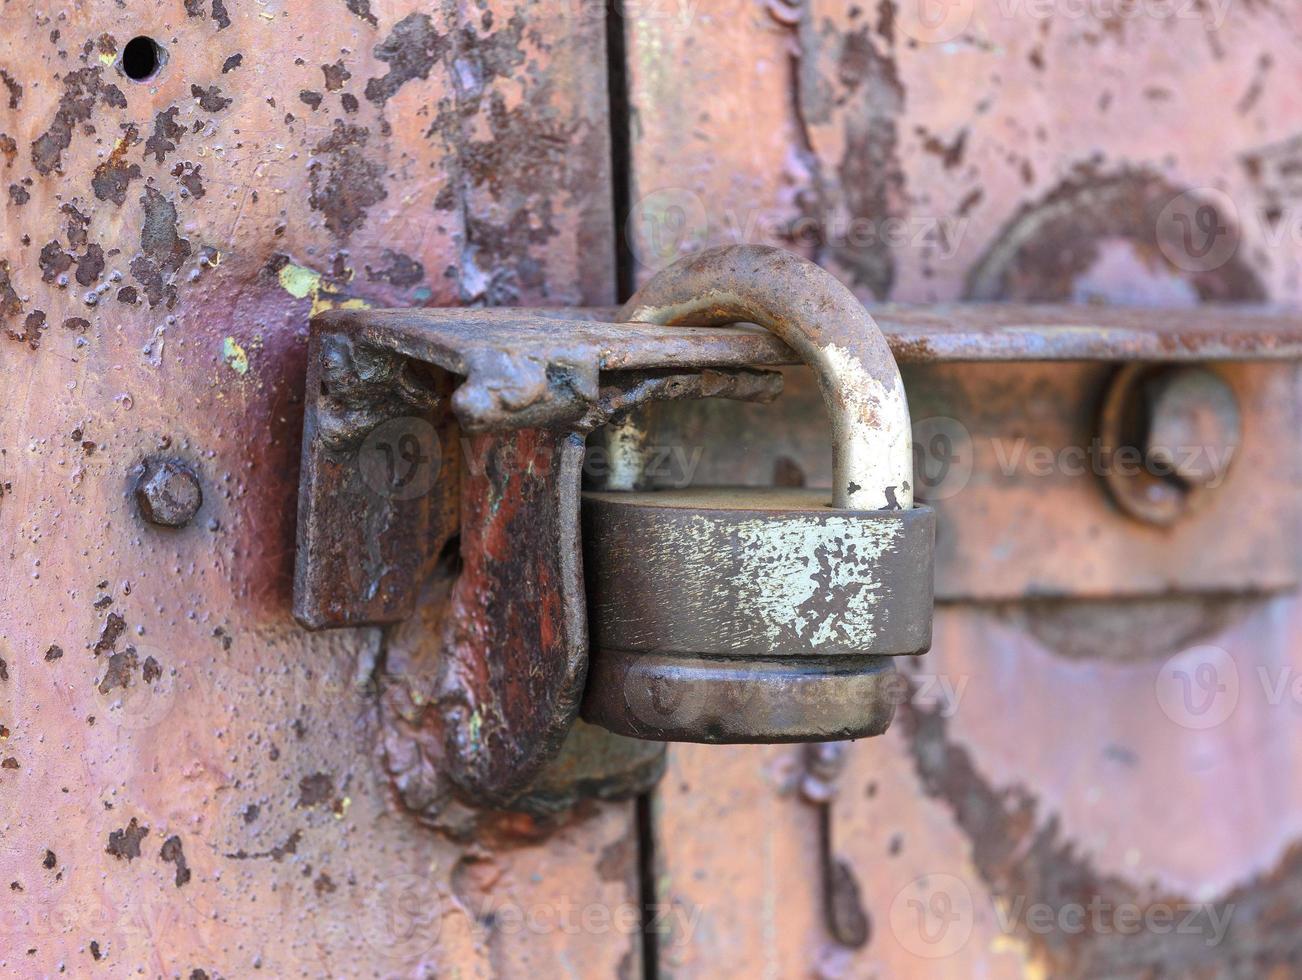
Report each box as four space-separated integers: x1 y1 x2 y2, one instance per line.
580 245 936 743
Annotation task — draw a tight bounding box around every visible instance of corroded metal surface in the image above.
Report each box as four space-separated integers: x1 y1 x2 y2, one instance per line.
583 650 901 744
627 2 1302 976
580 488 934 742
0 0 641 975
1099 364 1243 525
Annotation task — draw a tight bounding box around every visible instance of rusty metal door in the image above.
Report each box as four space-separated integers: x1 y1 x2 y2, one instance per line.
4 0 1302 977
0 1 639 975
622 4 1302 978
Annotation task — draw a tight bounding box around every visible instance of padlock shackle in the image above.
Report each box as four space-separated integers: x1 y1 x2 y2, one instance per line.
618 245 915 510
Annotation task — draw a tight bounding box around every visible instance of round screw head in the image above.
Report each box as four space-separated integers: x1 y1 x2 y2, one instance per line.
135 459 202 527
1144 367 1241 488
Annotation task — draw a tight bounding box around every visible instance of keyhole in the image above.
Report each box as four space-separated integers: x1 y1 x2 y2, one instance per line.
121 36 165 82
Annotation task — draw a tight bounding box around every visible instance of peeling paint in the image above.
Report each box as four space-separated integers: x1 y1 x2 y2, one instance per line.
222 336 248 374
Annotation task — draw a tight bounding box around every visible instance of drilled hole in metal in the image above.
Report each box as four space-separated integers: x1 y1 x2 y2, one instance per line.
121 36 164 81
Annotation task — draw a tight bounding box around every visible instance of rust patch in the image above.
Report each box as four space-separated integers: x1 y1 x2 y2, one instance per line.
299 90 323 111
6 310 48 349
97 647 138 694
322 60 351 91
92 611 126 655
917 125 967 170
364 249 424 287
74 244 105 287
0 261 24 328
364 13 448 105
296 771 335 808
31 66 110 176
131 185 192 307
160 835 192 887
101 83 127 110
221 53 242 73
145 107 184 164
344 0 379 28
92 124 143 205
212 0 231 30
0 69 21 110
105 818 149 860
224 829 302 861
39 241 72 283
190 83 232 113
171 161 205 199
307 120 387 238
827 858 870 948
44 645 63 662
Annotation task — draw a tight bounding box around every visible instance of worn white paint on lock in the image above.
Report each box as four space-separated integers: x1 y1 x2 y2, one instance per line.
684 513 899 652
819 342 915 511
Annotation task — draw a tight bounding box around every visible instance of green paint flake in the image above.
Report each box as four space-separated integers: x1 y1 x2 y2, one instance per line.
222 337 249 375
278 262 321 300
468 709 482 750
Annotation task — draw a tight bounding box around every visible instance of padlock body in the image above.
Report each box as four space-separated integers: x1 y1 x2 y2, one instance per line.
579 487 935 742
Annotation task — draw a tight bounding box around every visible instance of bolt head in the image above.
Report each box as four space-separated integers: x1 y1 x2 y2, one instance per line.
135 459 202 527
1144 368 1241 487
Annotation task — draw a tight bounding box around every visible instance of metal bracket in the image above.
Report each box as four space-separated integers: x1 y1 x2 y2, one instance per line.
294 307 786 816
294 301 1302 819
